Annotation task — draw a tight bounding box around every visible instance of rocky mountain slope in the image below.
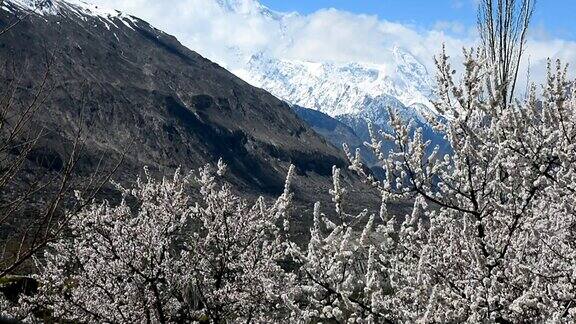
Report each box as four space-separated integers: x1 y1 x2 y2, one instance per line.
0 0 378 217
292 106 380 167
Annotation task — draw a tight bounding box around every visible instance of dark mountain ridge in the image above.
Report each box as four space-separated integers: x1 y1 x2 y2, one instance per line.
292 105 380 167
0 0 378 219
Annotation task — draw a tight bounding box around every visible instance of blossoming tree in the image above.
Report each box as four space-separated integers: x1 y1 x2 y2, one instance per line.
8 162 296 323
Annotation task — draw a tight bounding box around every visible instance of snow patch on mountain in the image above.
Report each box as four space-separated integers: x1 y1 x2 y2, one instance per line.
5 0 137 29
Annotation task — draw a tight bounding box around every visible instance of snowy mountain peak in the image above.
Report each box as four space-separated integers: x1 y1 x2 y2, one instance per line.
6 0 58 15
6 0 438 125
203 0 439 121
242 49 436 117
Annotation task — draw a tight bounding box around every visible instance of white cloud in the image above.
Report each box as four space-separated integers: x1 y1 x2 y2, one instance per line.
90 0 576 86
433 20 467 35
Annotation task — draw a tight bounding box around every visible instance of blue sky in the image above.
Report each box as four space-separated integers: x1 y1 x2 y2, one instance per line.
260 0 576 40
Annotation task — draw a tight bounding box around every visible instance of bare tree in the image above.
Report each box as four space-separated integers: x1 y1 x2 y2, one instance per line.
0 58 124 278
0 8 124 278
478 0 535 105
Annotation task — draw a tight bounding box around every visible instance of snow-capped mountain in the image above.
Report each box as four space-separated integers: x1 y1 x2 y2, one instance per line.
206 0 438 123
11 0 445 160
211 0 447 162
243 48 436 118
17 0 438 125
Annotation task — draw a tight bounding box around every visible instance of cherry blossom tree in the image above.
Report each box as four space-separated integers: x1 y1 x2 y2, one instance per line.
337 51 576 322
4 161 297 323
182 161 296 322
286 166 390 323
21 167 192 323
3 58 576 322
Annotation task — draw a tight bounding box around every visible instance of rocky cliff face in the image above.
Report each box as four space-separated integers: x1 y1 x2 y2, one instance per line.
0 0 378 218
